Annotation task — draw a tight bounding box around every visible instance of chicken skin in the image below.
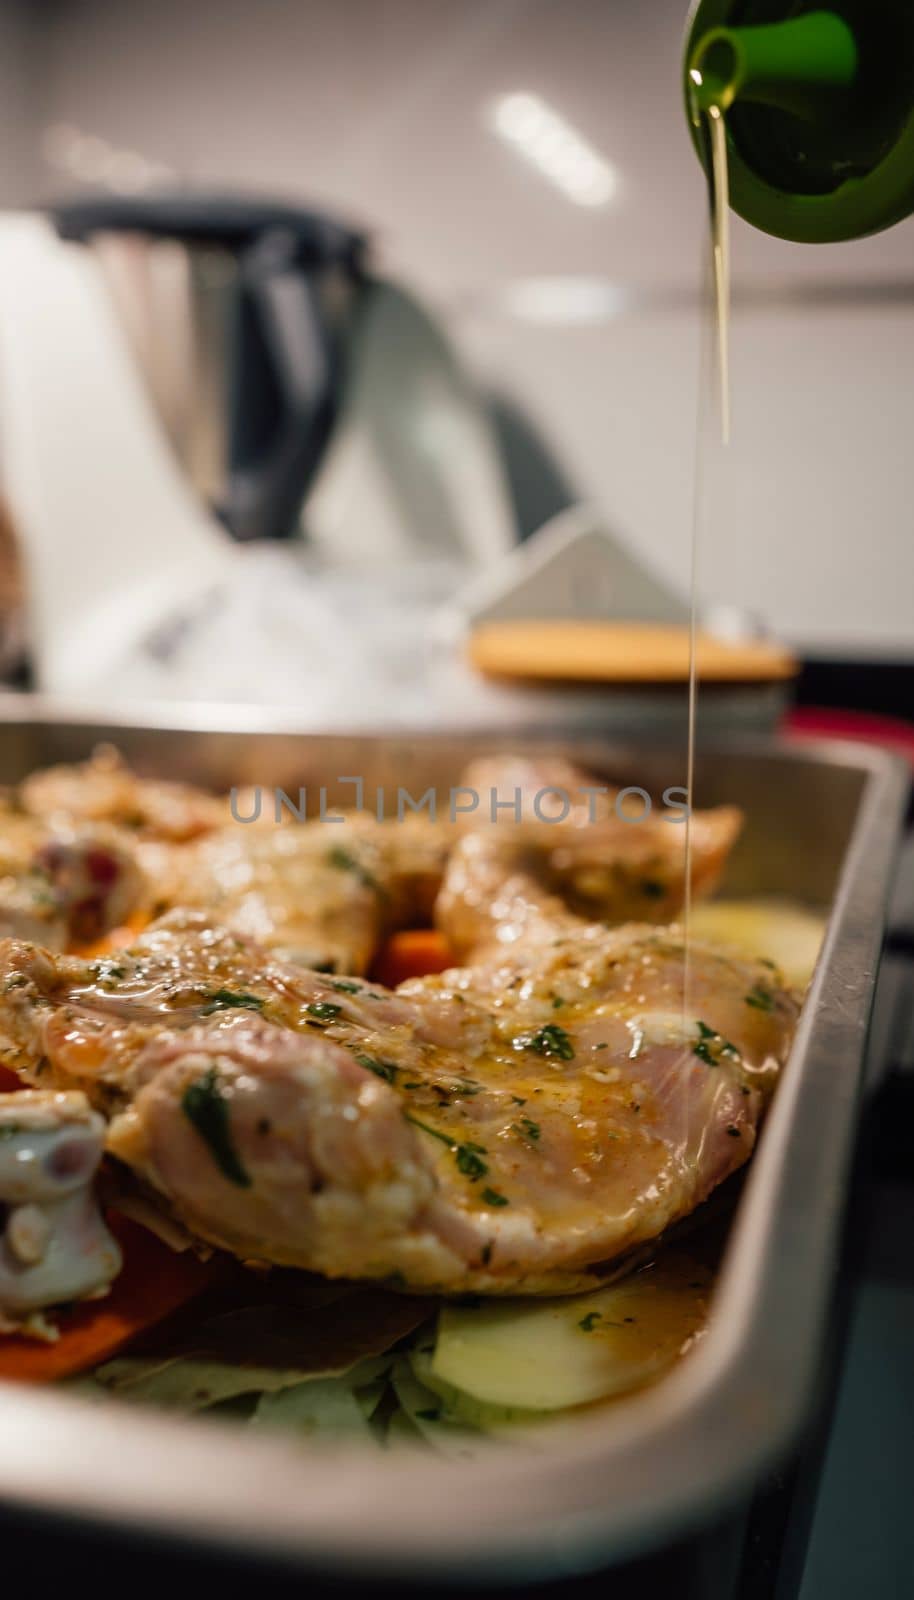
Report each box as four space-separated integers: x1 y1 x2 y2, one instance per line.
18 745 226 842
3 749 739 974
438 755 742 953
0 748 775 1300
0 848 796 1293
153 754 739 972
165 812 450 974
0 808 144 949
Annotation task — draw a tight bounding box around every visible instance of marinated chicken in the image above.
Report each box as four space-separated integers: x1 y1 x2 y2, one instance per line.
0 861 796 1294
0 808 144 949
0 746 785 1305
165 812 449 973
153 753 739 971
2 748 739 972
439 788 740 959
18 744 227 841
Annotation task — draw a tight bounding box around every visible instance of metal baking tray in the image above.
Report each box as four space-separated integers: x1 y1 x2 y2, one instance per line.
0 696 907 1583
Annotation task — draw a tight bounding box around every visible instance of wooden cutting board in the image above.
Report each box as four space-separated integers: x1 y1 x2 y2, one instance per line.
467 621 797 686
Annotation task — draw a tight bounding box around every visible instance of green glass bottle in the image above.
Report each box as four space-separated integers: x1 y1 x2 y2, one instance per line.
684 2 914 241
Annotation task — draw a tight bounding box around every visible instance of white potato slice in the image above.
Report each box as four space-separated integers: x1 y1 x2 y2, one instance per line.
690 897 826 991
409 1346 541 1434
430 1255 710 1413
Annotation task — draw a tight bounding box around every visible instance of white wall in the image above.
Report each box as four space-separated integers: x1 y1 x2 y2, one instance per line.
0 1 41 206
15 0 914 652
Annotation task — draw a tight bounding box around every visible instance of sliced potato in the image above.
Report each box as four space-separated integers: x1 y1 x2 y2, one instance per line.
391 1356 483 1456
430 1256 710 1413
690 897 826 991
408 1347 540 1434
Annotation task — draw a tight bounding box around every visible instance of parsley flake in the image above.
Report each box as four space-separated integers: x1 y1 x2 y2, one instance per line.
306 1001 342 1022
181 1068 251 1187
200 990 265 1016
513 1023 574 1061
355 1054 397 1084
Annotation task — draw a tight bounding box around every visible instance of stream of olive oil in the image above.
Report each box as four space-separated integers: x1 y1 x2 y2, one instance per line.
683 103 731 1017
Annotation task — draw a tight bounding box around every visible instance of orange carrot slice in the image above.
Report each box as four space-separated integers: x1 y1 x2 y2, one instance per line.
371 929 455 988
71 910 151 959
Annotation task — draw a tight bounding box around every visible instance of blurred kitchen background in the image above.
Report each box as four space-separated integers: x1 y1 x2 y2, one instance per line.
0 0 913 723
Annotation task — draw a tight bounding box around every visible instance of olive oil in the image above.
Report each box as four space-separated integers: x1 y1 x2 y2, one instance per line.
707 105 731 448
683 96 732 1016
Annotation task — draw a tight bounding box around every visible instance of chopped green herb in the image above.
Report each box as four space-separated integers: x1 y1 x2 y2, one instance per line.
481 1187 509 1207
456 1145 489 1181
415 1407 441 1422
452 1077 482 1097
745 984 774 1012
578 1311 602 1332
355 1054 397 1085
326 845 385 899
404 1113 489 1181
181 1068 251 1187
510 1095 527 1106
515 1116 541 1143
513 1023 575 1061
0 1124 24 1140
694 1020 740 1066
551 996 565 1009
331 980 361 995
93 962 126 981
306 1001 342 1023
200 989 265 1016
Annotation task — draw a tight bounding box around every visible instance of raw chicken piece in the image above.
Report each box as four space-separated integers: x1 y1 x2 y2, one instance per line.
436 804 739 962
18 745 226 841
0 877 797 1293
156 753 738 972
167 812 449 974
0 809 144 949
454 754 741 938
4 748 738 974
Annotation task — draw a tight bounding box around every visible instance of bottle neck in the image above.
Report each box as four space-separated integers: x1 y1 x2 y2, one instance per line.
688 11 858 122
683 0 914 241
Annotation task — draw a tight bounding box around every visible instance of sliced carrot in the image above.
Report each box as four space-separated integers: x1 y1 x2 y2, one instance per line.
371 928 455 988
71 910 151 959
0 1214 228 1382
